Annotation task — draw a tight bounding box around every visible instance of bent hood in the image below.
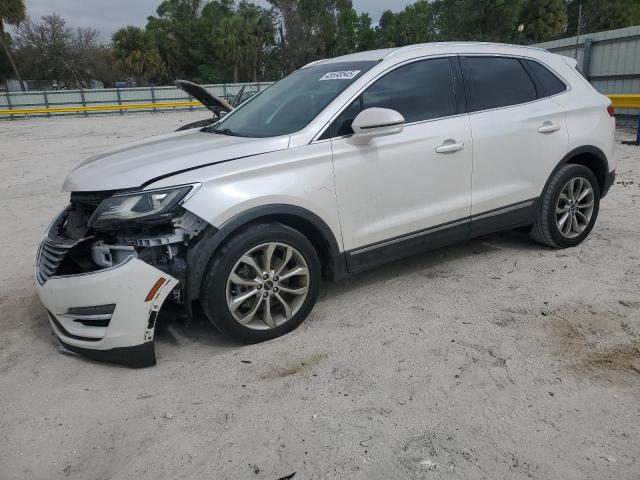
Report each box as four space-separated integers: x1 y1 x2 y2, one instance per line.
63 129 289 192
174 80 233 114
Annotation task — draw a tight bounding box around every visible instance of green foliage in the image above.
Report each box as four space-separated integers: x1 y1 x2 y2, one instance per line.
3 0 639 87
567 0 640 36
517 0 567 44
0 0 26 24
0 0 26 88
434 0 522 42
0 30 14 80
377 0 439 47
112 26 162 80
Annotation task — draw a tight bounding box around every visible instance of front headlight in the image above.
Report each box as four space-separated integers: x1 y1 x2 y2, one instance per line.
89 185 196 229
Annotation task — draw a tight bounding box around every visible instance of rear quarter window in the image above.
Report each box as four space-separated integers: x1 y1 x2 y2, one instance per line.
525 59 567 97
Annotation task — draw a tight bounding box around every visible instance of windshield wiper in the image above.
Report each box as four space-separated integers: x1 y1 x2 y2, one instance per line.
208 126 237 136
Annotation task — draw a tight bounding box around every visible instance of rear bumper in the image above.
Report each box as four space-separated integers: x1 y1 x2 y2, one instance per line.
36 256 178 368
602 170 616 198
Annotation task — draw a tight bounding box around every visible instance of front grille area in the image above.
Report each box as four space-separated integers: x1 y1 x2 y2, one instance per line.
36 240 75 284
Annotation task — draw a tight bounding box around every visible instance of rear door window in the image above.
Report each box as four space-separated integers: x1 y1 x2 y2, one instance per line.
461 56 537 112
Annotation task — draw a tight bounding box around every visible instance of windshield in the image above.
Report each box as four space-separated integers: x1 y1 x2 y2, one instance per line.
211 61 377 138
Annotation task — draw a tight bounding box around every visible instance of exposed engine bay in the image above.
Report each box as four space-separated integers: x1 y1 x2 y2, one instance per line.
40 190 208 309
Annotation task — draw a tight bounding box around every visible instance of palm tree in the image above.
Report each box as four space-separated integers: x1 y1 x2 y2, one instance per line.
216 15 245 83
244 6 275 82
0 0 26 91
111 26 162 83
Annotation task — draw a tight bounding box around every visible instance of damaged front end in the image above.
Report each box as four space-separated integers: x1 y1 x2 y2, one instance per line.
35 184 207 367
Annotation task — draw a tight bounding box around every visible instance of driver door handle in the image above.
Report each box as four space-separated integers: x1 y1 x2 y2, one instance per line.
537 122 561 134
435 141 465 154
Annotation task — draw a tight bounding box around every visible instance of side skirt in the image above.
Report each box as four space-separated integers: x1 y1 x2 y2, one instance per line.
345 198 537 273
469 199 537 237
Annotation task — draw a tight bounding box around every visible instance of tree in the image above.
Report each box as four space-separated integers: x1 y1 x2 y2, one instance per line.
376 10 397 48
375 1 438 48
112 26 162 82
395 0 438 45
216 14 245 82
237 2 275 81
0 0 26 90
14 13 102 88
269 0 358 72
516 0 567 43
434 0 522 42
567 0 640 36
147 0 234 81
355 13 376 51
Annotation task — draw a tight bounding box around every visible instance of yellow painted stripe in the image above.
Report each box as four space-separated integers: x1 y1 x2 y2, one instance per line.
608 94 640 109
0 100 203 115
1 94 638 116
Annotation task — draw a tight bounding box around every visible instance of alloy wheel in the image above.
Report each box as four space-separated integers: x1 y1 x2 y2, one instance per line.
555 176 595 239
225 242 310 330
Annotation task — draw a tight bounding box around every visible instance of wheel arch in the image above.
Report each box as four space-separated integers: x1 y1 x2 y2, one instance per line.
553 145 609 197
185 204 347 300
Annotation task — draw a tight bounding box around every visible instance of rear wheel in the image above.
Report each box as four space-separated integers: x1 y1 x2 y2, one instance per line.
200 223 321 343
530 164 600 248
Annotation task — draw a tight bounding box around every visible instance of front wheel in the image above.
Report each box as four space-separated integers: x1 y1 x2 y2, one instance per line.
530 164 600 248
200 223 321 343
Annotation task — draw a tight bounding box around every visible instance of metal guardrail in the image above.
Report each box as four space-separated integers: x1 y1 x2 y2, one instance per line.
0 82 270 118
609 95 640 110
611 95 640 145
2 93 638 117
0 100 201 116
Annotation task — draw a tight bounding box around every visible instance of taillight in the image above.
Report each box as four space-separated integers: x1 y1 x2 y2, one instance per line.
607 104 615 117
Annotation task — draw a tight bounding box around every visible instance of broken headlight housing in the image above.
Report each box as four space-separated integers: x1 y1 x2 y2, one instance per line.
88 185 198 229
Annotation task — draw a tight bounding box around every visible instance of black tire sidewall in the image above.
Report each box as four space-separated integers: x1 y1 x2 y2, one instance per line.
544 165 600 247
200 223 321 343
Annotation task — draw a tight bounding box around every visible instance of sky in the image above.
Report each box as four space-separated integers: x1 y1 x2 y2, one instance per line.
22 0 414 40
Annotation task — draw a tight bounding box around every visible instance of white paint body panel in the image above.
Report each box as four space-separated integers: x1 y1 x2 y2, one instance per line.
36 257 177 350
63 128 289 192
468 98 568 214
331 115 472 250
147 142 344 248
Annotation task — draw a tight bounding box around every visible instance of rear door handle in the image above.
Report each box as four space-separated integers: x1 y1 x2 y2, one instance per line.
435 141 465 154
537 122 561 134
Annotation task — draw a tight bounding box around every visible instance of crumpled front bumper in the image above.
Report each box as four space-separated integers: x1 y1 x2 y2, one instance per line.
36 256 178 368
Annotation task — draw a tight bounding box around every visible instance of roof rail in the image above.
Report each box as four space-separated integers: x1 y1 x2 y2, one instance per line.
383 41 547 60
300 59 327 69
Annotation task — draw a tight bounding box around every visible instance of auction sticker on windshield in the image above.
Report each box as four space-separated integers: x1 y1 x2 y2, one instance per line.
319 70 361 81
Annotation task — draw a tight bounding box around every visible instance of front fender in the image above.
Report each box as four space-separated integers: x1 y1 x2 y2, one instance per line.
184 204 346 300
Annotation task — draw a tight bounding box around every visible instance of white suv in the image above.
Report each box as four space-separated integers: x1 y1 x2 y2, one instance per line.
36 43 616 367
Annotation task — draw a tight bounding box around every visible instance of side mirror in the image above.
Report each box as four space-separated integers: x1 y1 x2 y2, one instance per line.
349 107 405 145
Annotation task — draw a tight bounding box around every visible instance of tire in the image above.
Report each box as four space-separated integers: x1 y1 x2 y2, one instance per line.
200 222 321 343
530 164 600 248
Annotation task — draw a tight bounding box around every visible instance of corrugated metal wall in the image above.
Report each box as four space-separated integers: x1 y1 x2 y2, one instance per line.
533 25 640 117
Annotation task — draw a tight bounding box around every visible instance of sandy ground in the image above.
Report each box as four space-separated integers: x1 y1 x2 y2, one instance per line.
0 111 639 480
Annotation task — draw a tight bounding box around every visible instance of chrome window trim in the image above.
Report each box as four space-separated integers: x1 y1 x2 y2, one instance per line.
459 53 572 116
312 52 573 141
